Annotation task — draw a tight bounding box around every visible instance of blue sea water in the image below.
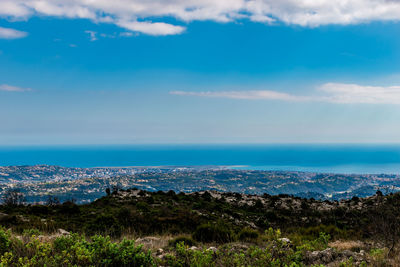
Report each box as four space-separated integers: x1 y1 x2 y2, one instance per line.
1 144 400 174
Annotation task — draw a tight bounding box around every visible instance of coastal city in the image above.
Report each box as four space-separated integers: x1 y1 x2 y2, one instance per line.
1 165 400 203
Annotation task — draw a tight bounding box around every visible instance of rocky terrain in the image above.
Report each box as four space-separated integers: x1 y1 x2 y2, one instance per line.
1 188 400 265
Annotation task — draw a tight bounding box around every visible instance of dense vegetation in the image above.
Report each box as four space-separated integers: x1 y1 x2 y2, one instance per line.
0 189 399 266
0 227 342 266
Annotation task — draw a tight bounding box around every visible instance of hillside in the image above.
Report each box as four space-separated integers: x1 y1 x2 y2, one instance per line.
0 189 400 266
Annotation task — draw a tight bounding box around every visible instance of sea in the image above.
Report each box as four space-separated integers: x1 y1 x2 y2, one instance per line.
1 144 400 174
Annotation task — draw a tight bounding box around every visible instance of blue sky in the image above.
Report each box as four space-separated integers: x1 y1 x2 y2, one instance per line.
1 1 400 144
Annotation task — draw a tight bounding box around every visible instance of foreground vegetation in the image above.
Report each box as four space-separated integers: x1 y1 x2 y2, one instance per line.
1 189 400 266
0 226 385 266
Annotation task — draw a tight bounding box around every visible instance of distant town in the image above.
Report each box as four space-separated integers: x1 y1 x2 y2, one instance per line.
1 165 400 204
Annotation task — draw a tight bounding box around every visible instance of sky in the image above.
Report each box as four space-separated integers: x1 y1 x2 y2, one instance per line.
1 0 400 145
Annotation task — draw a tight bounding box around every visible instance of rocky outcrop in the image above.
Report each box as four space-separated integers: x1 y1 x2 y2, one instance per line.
305 248 366 266
57 229 70 236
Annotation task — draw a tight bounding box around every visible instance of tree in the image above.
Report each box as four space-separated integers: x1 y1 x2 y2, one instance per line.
1 188 26 206
112 184 122 194
64 197 77 204
46 195 60 206
368 194 400 256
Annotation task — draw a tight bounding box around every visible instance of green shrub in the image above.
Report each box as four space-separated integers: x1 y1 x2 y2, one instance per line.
22 228 42 237
136 201 150 211
202 192 212 202
59 201 80 214
265 227 282 241
297 232 330 252
169 236 197 247
53 233 84 252
0 228 11 255
340 257 354 267
26 233 155 267
88 235 154 266
290 224 350 241
166 242 213 267
369 248 387 266
84 214 122 237
238 228 259 242
193 223 234 243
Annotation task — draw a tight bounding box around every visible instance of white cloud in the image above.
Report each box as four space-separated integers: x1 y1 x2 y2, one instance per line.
120 32 136 37
0 84 31 92
170 90 310 101
2 1 400 36
171 83 400 104
116 20 185 36
85 30 98 41
0 26 27 39
84 30 138 40
319 83 400 104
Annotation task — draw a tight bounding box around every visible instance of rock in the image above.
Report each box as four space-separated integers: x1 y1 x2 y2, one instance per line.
278 238 291 244
158 253 173 260
57 229 70 235
229 243 249 252
189 246 198 250
135 236 161 246
135 236 167 249
246 221 257 228
306 248 366 266
305 248 335 264
307 251 322 262
156 248 164 255
207 247 218 253
341 250 353 257
320 248 334 263
17 215 29 222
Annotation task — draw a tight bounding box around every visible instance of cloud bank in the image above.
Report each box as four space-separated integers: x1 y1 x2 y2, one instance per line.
171 90 311 101
0 26 27 39
2 0 400 36
171 83 400 104
0 84 32 92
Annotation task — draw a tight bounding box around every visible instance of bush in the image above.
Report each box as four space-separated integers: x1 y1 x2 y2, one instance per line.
0 228 11 255
193 223 234 243
167 190 176 197
369 248 387 266
22 228 42 237
264 227 282 242
53 233 82 252
10 233 155 267
297 232 331 251
202 192 212 202
84 214 122 237
1 189 26 206
166 242 214 267
238 228 259 242
169 236 197 247
59 201 80 214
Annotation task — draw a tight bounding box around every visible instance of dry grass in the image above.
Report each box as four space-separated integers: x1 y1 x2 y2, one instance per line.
134 235 172 250
329 240 366 251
